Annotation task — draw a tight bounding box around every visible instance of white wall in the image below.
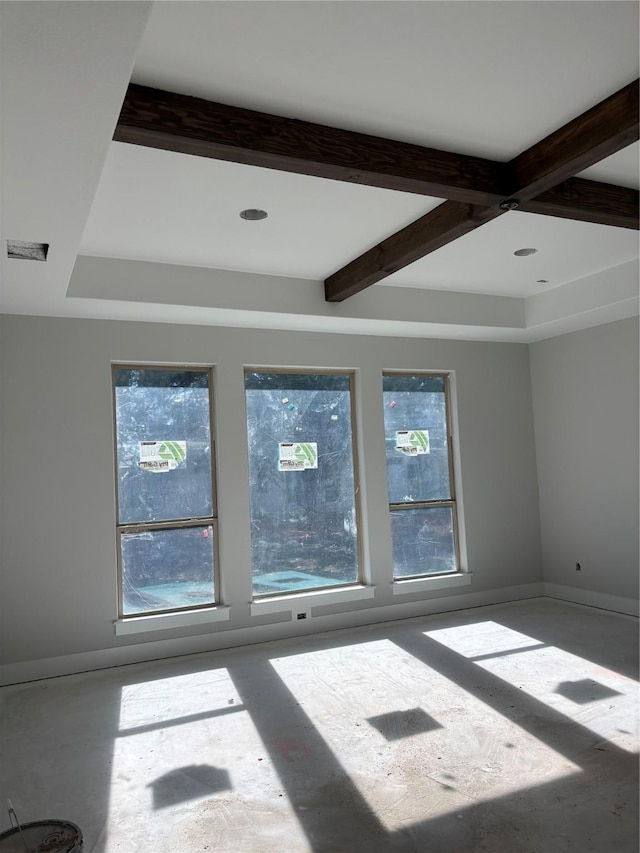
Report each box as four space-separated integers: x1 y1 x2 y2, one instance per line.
530 317 639 613
0 315 543 683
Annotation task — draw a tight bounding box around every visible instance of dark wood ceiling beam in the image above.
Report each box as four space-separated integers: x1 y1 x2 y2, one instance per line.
507 79 639 199
325 201 503 301
520 178 639 230
326 79 639 301
115 84 507 205
326 176 639 303
113 81 639 302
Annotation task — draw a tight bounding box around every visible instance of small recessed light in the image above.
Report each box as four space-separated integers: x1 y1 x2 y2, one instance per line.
7 240 49 261
514 247 538 257
239 209 268 221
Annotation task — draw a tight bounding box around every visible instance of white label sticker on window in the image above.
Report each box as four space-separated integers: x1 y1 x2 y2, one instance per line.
278 442 318 471
138 440 187 472
395 430 430 456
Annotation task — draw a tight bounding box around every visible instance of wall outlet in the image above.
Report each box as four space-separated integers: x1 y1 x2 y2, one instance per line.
296 612 308 620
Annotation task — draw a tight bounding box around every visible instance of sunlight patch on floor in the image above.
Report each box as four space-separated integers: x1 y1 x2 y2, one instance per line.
424 621 640 753
270 638 580 831
119 668 241 731
110 667 311 852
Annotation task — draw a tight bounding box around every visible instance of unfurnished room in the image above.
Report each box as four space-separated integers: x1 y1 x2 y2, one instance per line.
0 2 638 852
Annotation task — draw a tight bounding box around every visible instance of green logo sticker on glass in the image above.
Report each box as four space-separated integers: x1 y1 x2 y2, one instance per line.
395 430 430 456
279 442 318 471
138 440 187 472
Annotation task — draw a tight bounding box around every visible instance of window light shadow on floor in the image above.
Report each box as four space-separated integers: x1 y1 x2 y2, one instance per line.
366 707 442 740
117 702 244 737
271 634 589 835
149 765 232 809
1 601 637 852
554 678 623 704
421 619 638 752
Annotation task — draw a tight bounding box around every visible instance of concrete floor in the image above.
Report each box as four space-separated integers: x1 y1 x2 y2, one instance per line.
1 598 638 853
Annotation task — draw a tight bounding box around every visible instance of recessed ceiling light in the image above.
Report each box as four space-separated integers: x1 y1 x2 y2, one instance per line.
239 209 268 221
514 247 538 257
7 240 49 261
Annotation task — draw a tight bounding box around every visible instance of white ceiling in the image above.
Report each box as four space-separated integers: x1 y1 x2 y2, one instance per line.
131 1 638 161
1 1 638 342
80 143 442 281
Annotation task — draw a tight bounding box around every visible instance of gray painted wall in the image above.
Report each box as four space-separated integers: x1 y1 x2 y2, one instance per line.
530 317 639 601
0 315 543 674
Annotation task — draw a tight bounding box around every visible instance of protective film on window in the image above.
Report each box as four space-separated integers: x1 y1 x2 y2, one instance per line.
383 374 457 579
245 372 359 596
114 369 213 524
383 374 451 504
114 368 216 616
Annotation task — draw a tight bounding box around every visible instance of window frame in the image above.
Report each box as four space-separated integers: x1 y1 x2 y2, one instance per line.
112 363 219 619
384 370 461 580
244 366 364 599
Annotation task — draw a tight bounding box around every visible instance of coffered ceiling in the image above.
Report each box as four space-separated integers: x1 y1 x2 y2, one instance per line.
1 1 638 341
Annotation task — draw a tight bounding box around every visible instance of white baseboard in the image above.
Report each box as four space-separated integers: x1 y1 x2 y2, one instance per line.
543 582 639 617
4 582 634 687
0 582 544 685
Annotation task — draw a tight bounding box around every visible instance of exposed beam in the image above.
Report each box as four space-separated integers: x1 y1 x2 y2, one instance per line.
326 80 639 301
326 176 639 302
520 178 639 230
114 81 638 302
115 84 507 205
324 201 503 302
508 79 639 199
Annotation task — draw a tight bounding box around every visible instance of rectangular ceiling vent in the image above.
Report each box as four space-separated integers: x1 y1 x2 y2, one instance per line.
7 240 49 261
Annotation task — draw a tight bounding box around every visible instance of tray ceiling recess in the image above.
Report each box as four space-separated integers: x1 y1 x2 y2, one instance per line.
114 80 639 302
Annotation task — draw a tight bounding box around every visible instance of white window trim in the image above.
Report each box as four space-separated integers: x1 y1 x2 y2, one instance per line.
114 605 230 636
392 572 471 595
250 584 375 617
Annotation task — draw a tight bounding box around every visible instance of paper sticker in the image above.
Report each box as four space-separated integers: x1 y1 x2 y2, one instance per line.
395 430 430 456
279 442 318 471
138 440 186 472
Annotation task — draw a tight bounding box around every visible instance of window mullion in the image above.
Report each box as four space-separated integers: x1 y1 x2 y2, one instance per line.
389 499 455 511
118 517 216 534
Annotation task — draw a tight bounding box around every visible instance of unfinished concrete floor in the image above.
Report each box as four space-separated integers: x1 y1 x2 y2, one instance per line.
1 598 638 852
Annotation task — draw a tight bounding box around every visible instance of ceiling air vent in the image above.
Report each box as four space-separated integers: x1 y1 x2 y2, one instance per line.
7 240 49 261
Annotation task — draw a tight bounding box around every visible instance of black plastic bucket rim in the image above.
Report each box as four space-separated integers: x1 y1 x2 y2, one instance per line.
0 819 83 852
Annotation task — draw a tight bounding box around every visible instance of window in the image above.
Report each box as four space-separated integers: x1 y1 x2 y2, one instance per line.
383 373 459 579
245 371 360 597
113 367 217 616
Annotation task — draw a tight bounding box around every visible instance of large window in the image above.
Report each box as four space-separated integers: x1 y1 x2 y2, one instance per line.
113 367 217 616
245 371 360 597
383 373 459 579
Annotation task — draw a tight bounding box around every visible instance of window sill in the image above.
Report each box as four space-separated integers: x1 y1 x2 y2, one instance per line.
392 572 472 596
250 584 375 617
114 605 230 636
